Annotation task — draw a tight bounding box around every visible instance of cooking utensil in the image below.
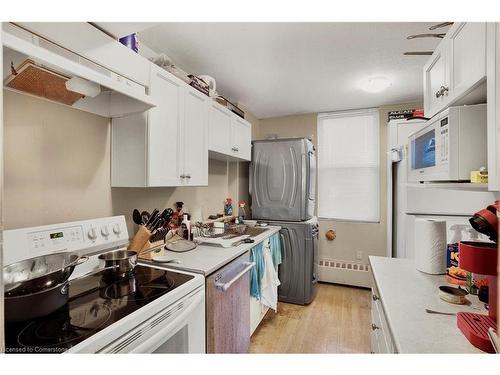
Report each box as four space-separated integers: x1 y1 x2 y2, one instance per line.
231 238 255 247
141 211 150 225
406 33 445 39
403 51 433 56
132 209 142 225
98 247 162 279
425 308 456 316
152 258 181 264
146 209 159 227
429 22 454 30
4 252 89 297
5 265 118 322
439 285 468 305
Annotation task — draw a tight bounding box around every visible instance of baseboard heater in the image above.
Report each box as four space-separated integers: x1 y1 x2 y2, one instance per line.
318 259 372 288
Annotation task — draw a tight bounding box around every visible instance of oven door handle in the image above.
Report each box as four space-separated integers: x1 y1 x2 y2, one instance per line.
214 262 255 292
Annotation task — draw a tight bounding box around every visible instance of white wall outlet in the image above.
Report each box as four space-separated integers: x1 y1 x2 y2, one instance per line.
356 251 363 261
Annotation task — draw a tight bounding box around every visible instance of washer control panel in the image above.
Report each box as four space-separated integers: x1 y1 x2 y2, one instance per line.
4 216 129 265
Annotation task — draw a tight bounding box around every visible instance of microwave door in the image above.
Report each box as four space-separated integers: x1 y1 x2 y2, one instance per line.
411 129 437 171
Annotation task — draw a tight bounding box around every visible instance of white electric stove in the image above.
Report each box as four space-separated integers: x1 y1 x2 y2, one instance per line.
3 216 205 354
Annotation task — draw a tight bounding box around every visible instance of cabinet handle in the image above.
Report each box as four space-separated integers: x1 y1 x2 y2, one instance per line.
372 294 380 301
371 323 380 331
435 85 449 98
185 174 191 179
180 174 186 179
231 147 237 152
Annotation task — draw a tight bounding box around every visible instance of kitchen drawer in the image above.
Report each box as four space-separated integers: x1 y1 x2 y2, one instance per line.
371 279 396 353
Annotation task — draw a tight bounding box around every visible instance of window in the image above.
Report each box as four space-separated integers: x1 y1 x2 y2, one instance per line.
317 108 380 222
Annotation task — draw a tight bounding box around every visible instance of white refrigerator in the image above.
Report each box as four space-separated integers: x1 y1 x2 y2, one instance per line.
387 118 426 258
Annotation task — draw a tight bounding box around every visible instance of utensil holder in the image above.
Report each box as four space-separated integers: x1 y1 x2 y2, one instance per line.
128 225 152 252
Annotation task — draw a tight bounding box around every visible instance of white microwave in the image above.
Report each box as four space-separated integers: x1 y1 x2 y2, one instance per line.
408 104 487 182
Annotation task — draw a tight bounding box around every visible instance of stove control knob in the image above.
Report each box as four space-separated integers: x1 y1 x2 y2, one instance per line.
112 223 121 235
101 225 110 238
87 227 98 241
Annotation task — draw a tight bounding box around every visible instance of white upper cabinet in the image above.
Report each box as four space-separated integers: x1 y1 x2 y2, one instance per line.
208 102 252 162
423 22 487 118
208 103 233 155
423 41 448 118
487 23 500 192
147 65 184 187
448 23 487 100
183 87 209 186
112 65 208 187
231 116 252 161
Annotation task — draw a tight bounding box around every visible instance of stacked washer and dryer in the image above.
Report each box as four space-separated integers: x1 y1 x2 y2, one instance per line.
250 138 318 305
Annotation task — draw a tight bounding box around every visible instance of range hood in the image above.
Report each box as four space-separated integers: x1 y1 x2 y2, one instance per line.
2 23 156 118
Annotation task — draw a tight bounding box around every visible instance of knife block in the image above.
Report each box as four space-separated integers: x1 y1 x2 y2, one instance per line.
128 225 152 252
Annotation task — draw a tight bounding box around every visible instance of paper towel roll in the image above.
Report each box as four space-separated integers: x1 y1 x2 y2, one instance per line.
414 218 447 274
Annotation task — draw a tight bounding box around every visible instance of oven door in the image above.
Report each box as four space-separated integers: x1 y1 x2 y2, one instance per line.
98 286 205 353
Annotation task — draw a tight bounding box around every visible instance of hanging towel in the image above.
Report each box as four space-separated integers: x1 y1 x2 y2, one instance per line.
250 242 265 299
260 242 281 311
269 233 282 271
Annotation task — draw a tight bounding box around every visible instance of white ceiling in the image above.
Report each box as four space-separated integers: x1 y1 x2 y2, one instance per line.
139 23 445 119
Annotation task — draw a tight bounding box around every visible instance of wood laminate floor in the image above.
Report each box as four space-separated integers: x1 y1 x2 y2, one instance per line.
250 282 371 353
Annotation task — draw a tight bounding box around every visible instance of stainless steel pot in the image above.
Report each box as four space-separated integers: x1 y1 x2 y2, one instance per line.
4 265 117 322
98 247 160 279
3 252 89 297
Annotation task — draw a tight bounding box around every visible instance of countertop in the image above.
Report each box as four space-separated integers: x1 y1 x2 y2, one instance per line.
140 226 281 276
369 256 489 353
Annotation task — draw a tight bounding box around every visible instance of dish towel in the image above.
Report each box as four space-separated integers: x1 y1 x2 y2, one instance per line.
260 242 281 311
250 242 265 299
269 233 282 271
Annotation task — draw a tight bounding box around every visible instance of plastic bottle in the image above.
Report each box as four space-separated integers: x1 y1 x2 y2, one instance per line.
181 214 191 240
238 201 246 223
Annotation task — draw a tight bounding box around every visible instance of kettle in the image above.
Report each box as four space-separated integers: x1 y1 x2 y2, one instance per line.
198 75 217 97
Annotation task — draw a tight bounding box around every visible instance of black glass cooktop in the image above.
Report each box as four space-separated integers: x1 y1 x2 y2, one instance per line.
5 265 193 353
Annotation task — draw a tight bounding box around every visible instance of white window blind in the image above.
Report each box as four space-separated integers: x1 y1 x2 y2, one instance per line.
317 108 380 222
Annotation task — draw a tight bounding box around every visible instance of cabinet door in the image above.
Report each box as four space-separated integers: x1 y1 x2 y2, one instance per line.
423 41 448 118
208 103 232 155
182 87 208 186
448 22 486 100
487 23 500 191
148 65 184 186
231 117 252 161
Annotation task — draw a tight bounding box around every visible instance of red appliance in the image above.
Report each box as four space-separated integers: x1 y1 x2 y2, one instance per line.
457 201 499 353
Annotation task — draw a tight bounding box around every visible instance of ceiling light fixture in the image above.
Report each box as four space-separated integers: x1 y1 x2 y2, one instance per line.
358 76 392 93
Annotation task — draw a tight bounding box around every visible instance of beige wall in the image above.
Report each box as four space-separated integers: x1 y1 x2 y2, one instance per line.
4 90 256 236
259 102 422 267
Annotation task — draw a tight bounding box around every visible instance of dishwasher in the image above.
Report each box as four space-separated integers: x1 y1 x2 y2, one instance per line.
206 251 255 353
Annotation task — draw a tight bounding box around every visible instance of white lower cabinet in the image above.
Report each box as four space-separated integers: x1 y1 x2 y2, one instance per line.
208 102 252 161
112 64 208 187
371 280 396 354
487 23 500 191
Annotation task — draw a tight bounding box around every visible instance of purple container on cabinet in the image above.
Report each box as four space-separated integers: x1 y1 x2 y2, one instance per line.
119 33 139 53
